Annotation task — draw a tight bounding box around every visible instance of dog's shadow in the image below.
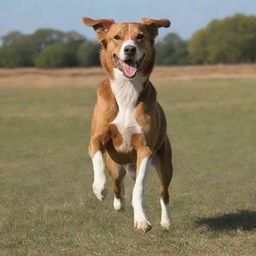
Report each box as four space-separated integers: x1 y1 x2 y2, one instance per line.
196 210 256 231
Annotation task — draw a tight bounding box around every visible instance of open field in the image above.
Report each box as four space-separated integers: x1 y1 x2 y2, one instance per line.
0 66 256 255
1 64 256 87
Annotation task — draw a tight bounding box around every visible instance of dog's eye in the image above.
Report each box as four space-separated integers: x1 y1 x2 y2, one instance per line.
137 34 144 40
114 35 121 40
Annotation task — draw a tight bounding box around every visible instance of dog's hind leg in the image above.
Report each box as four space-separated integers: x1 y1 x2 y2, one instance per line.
106 154 126 211
152 136 173 229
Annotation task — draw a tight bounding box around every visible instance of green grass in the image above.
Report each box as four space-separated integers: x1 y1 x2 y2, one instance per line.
0 79 256 255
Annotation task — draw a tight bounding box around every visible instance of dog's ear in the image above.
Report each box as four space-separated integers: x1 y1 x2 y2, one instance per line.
82 17 115 45
140 18 170 40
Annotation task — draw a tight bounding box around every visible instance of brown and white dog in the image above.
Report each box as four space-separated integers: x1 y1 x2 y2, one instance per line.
82 17 173 232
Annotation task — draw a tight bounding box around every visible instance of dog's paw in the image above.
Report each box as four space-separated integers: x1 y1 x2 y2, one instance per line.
134 219 152 233
113 197 125 211
92 183 107 200
160 219 170 230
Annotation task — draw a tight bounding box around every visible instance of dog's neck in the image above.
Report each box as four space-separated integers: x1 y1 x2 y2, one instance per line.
110 68 147 108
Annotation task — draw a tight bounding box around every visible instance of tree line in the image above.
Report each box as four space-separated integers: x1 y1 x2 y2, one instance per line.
0 29 100 68
0 14 256 68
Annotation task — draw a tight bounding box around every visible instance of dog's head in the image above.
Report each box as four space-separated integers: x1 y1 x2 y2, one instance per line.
82 17 170 80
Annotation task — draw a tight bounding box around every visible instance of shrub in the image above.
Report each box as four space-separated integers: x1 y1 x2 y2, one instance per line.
156 33 189 65
35 43 71 68
76 41 100 67
189 14 256 64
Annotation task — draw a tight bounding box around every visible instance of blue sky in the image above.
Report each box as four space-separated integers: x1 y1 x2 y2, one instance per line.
0 0 256 40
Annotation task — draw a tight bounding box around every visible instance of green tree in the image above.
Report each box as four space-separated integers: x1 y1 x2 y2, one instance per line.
0 29 86 67
35 43 71 68
2 31 24 46
187 29 208 64
76 41 100 67
0 35 35 67
32 29 86 66
155 33 189 65
64 32 86 66
31 29 66 52
65 31 85 43
189 14 256 64
0 47 9 67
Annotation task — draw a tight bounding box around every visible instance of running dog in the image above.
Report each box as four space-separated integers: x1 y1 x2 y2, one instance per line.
82 17 173 232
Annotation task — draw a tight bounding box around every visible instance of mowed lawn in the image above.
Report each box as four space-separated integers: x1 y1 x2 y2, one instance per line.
0 76 256 255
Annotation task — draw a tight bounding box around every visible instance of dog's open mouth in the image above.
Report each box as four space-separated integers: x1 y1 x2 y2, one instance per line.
114 54 145 79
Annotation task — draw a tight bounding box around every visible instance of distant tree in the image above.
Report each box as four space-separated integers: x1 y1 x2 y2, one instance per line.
31 29 66 53
187 29 208 64
76 41 100 67
189 14 256 64
0 47 9 67
0 35 35 67
0 29 87 68
64 32 86 66
2 31 24 47
35 43 71 68
32 29 86 66
155 33 189 65
2 13 255 68
65 31 86 43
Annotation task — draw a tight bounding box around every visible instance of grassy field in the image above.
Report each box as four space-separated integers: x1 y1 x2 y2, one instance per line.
0 67 256 255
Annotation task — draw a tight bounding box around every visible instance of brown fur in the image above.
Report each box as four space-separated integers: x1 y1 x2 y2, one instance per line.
83 17 173 232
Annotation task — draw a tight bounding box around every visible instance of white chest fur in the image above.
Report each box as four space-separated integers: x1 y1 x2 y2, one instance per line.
110 69 145 152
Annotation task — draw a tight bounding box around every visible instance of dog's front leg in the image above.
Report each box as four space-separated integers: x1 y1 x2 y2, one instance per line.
132 146 152 232
89 136 107 200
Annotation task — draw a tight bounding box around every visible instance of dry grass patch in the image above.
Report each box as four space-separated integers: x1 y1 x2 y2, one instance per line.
1 64 256 87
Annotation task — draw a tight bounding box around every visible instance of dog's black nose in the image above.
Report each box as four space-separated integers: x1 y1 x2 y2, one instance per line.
124 45 137 57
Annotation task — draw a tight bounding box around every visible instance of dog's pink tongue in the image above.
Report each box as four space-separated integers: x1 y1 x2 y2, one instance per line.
122 62 137 78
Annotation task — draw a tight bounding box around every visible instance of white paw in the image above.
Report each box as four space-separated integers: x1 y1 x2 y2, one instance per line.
160 199 171 230
134 218 152 232
160 219 170 230
92 182 107 200
113 197 125 211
